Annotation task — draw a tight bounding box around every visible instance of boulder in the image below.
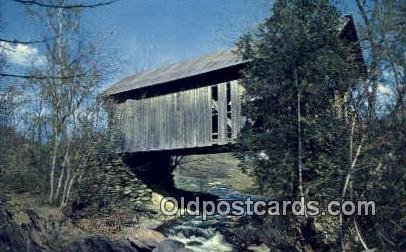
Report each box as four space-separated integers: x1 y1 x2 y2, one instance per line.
62 235 139 252
0 208 51 251
125 227 165 250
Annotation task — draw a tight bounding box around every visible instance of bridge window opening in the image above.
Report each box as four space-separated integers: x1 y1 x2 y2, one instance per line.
211 85 218 102
226 82 231 112
226 82 232 138
212 115 218 140
211 85 219 141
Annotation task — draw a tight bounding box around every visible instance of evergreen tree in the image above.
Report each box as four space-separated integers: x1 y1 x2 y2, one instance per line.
236 0 363 249
237 0 360 199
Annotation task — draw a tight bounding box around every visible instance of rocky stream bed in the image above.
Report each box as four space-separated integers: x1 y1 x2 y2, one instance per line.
0 153 335 251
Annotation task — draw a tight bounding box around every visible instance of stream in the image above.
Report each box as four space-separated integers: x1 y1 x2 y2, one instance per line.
147 153 272 251
157 183 272 251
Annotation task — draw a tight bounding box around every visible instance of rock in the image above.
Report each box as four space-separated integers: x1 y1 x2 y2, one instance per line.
0 208 40 252
153 239 192 252
0 207 61 251
223 215 296 251
20 209 63 250
62 235 139 252
123 190 132 195
138 218 163 230
186 240 203 246
125 227 165 250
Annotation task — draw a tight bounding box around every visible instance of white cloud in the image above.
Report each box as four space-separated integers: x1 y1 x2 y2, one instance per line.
0 41 46 66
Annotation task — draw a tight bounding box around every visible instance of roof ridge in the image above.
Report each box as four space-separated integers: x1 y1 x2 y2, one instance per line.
103 47 245 96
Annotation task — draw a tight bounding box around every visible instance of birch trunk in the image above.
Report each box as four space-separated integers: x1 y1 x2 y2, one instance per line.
60 155 87 209
48 130 60 203
50 1 65 204
60 173 77 209
339 117 364 251
294 69 307 252
60 165 71 208
294 69 305 201
54 161 65 202
56 143 70 202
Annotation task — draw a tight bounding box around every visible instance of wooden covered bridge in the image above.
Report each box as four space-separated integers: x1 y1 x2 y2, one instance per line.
103 16 362 155
104 48 248 153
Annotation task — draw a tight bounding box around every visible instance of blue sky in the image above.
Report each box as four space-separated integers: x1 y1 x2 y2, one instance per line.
1 0 272 86
1 0 362 87
4 1 393 115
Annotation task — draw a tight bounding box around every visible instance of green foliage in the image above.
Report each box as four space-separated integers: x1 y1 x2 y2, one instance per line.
237 0 405 250
236 0 360 199
353 111 406 250
0 131 50 194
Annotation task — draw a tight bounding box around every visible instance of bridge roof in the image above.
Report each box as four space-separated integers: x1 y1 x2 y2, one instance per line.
103 16 362 98
103 48 247 96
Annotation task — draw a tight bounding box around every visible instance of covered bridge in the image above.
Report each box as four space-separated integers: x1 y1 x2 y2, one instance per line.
103 16 362 154
105 48 248 153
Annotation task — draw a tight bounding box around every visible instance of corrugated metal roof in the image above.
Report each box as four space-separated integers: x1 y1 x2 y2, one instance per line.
103 48 246 96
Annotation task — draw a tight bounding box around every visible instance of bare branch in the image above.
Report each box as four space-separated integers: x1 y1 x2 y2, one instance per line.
0 37 52 45
353 217 371 251
12 0 119 9
0 72 84 80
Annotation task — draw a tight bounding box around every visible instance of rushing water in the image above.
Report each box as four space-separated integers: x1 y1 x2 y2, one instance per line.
159 215 235 251
157 184 272 252
158 154 271 251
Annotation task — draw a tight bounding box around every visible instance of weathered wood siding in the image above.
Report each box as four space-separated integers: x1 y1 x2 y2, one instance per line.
230 80 245 139
116 80 245 153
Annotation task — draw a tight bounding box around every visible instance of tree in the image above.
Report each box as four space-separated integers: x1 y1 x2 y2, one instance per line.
355 0 405 118
236 0 362 249
26 0 110 204
0 87 17 167
349 1 406 250
0 0 118 79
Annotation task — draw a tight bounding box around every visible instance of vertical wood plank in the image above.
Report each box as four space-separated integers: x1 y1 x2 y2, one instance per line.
116 79 245 152
206 85 212 145
231 80 240 140
196 87 203 146
217 82 227 145
192 88 197 147
128 100 134 152
238 81 247 131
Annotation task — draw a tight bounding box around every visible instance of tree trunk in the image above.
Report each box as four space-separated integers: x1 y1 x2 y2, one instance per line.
294 69 305 201
60 154 87 209
356 0 380 122
48 130 60 203
294 69 307 252
339 117 364 251
60 165 70 208
60 173 77 209
49 2 65 204
54 162 65 202
353 216 370 251
55 144 70 202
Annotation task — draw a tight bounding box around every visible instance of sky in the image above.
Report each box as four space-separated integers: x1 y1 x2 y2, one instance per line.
0 0 371 90
2 0 393 115
1 0 273 87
